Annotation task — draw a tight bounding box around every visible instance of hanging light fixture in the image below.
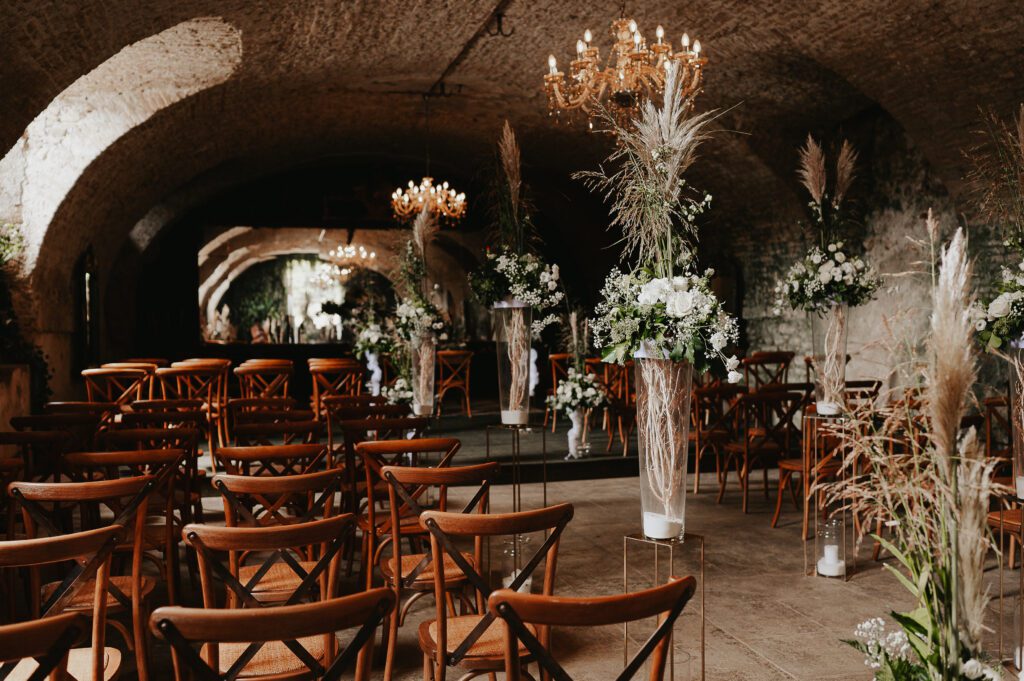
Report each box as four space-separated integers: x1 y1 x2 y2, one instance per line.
391 94 467 224
543 13 707 130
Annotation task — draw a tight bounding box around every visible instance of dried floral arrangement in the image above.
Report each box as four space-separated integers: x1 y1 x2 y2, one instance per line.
825 220 1004 681
776 136 881 313
576 63 739 375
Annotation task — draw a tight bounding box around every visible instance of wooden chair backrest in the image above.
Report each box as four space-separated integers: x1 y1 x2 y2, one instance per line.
183 514 355 613
231 419 323 447
155 366 222 405
548 353 571 391
43 401 118 417
437 350 472 384
150 589 394 681
234 362 293 400
736 391 805 453
0 612 89 679
310 363 365 417
488 576 697 681
420 503 574 671
742 351 795 391
81 368 149 406
0 525 121 681
215 443 330 476
212 468 343 528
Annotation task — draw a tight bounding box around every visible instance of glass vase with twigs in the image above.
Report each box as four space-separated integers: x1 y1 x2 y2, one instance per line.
577 63 740 541
470 122 564 425
775 136 880 415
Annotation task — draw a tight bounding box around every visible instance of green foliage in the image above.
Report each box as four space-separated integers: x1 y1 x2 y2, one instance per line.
224 258 288 341
0 223 51 409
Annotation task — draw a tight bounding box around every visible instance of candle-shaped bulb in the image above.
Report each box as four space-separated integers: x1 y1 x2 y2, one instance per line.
633 31 641 47
628 19 637 33
693 39 701 55
583 28 593 43
682 33 690 49
656 25 664 42
547 54 557 74
576 39 585 55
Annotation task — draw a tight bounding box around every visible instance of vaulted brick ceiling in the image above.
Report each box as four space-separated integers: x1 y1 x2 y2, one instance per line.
2 0 1023 315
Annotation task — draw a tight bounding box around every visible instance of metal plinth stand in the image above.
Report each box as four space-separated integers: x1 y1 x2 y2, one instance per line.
623 533 705 681
485 423 547 511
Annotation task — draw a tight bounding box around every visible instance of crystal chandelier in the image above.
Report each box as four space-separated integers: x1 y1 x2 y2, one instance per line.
543 16 707 129
325 244 377 264
391 177 467 223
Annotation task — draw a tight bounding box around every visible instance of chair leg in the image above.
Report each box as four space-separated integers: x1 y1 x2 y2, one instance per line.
383 596 400 681
740 458 750 514
716 454 730 504
693 446 702 495
762 464 770 499
133 596 149 681
771 470 791 528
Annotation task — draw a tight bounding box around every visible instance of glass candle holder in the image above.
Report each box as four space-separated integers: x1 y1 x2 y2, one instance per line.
816 516 846 578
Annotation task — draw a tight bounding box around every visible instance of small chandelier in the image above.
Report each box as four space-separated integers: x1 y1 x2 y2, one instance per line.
391 177 467 223
543 16 707 129
325 244 377 265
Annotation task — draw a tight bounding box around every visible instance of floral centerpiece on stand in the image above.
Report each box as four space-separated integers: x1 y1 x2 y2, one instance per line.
351 315 393 396
393 206 448 416
469 122 564 425
575 63 739 541
970 105 1024 504
774 136 880 415
545 311 607 459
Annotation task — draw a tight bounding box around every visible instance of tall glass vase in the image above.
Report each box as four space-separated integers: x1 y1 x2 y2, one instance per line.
493 302 532 425
810 303 849 416
410 333 435 417
1011 348 1024 499
635 346 694 540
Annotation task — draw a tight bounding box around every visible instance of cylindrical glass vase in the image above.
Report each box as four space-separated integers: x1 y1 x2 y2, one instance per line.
635 348 693 540
410 333 435 417
810 303 849 416
493 302 533 425
1011 348 1024 500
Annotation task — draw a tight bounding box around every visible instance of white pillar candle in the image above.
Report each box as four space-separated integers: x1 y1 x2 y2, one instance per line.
824 544 840 564
1016 475 1024 500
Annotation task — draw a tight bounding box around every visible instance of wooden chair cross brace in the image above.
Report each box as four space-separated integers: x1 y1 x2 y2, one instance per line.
212 474 341 528
423 512 571 666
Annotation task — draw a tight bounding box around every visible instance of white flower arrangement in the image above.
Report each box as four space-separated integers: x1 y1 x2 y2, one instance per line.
394 296 447 343
545 368 607 415
975 254 1024 350
774 241 880 313
470 246 564 335
380 377 414 406
353 321 393 359
592 265 741 378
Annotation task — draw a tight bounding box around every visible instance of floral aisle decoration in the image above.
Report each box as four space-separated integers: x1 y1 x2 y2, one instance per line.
576 62 739 540
470 122 564 424
775 136 880 415
393 206 448 416
970 105 1024 505
353 318 393 396
546 368 606 459
828 225 1004 681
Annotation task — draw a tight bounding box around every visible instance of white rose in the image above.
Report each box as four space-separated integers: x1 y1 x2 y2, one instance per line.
834 252 846 263
828 243 837 252
665 290 695 318
811 253 822 264
670 276 690 291
726 355 740 371
818 269 832 284
710 331 727 351
960 659 985 680
988 293 1013 319
727 370 743 384
637 278 672 306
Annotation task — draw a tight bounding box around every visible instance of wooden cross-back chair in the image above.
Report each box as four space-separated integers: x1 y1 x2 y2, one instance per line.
719 390 806 513
0 527 123 681
0 612 90 681
419 503 574 681
0 430 71 484
226 397 315 444
215 443 330 477
82 368 150 408
120 403 206 431
64 448 186 602
213 468 343 530
690 384 744 494
309 360 365 418
355 438 462 590
489 576 698 681
150 589 394 681
376 462 498 681
157 365 225 455
44 401 119 424
183 514 355 610
774 405 846 537
435 350 473 418
324 398 410 459
101 362 161 399
9 476 161 680
742 351 795 391
332 417 430 511
543 353 571 431
235 361 294 400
